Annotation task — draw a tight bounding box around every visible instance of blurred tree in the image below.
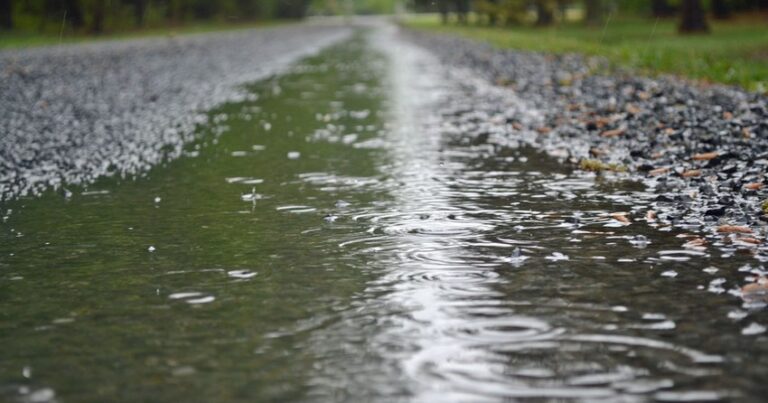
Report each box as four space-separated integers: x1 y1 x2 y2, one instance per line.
0 0 11 30
164 0 187 24
555 0 570 21
85 0 106 33
535 0 554 25
501 0 526 25
679 0 708 33
276 0 310 18
712 0 731 19
584 0 602 26
651 0 675 17
236 0 261 19
125 0 148 27
455 0 470 24
437 0 449 24
474 0 499 25
191 0 217 19
65 0 86 29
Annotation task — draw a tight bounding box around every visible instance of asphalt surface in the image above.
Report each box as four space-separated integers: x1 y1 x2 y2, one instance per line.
0 23 351 200
407 30 768 249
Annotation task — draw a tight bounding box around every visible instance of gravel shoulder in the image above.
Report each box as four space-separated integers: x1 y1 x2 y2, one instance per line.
405 29 768 252
0 23 351 200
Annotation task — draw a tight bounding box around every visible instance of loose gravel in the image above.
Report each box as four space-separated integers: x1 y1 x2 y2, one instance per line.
406 30 768 249
0 23 351 200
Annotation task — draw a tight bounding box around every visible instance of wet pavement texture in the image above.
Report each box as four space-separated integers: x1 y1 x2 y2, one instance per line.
2 22 768 402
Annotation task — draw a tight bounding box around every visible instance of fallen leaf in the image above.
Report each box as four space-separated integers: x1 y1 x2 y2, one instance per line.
611 212 631 224
601 128 626 137
646 210 656 222
743 281 768 294
683 238 707 248
649 167 669 176
625 104 641 115
692 152 718 161
682 169 701 178
717 225 752 234
737 237 762 245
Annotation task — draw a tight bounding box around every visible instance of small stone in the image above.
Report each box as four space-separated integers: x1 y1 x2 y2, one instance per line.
742 323 766 336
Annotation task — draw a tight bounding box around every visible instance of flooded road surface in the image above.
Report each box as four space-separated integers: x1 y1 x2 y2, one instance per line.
2 25 768 402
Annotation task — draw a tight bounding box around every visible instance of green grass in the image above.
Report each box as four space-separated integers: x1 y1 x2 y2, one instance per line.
0 20 286 50
404 14 768 93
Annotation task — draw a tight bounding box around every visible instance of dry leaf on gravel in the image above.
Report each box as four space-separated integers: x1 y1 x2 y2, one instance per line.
625 104 641 115
611 212 631 224
682 169 701 178
737 237 762 245
683 238 707 248
717 225 753 234
692 152 718 161
601 128 626 138
646 210 656 222
649 167 669 176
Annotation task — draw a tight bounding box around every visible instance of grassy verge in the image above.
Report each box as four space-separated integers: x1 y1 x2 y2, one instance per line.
0 20 286 50
404 14 768 93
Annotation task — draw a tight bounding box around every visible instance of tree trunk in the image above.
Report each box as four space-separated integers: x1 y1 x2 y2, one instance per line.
0 0 11 30
556 0 567 21
455 0 469 25
585 0 602 26
535 0 554 26
133 0 147 27
651 0 674 17
438 0 449 24
64 0 85 29
487 0 498 25
90 1 105 34
679 0 709 33
711 0 731 19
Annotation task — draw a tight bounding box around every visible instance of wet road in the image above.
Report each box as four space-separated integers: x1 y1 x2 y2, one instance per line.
1 22 768 402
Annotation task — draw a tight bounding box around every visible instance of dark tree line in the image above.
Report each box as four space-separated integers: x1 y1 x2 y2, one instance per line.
0 0 311 33
412 0 767 34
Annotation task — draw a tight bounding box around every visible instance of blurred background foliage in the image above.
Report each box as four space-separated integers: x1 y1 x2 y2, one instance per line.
405 0 768 92
0 0 312 35
1 1 765 35
409 0 767 31
0 1 765 91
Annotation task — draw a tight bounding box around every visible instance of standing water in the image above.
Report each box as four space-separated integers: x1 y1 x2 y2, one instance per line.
1 26 767 402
